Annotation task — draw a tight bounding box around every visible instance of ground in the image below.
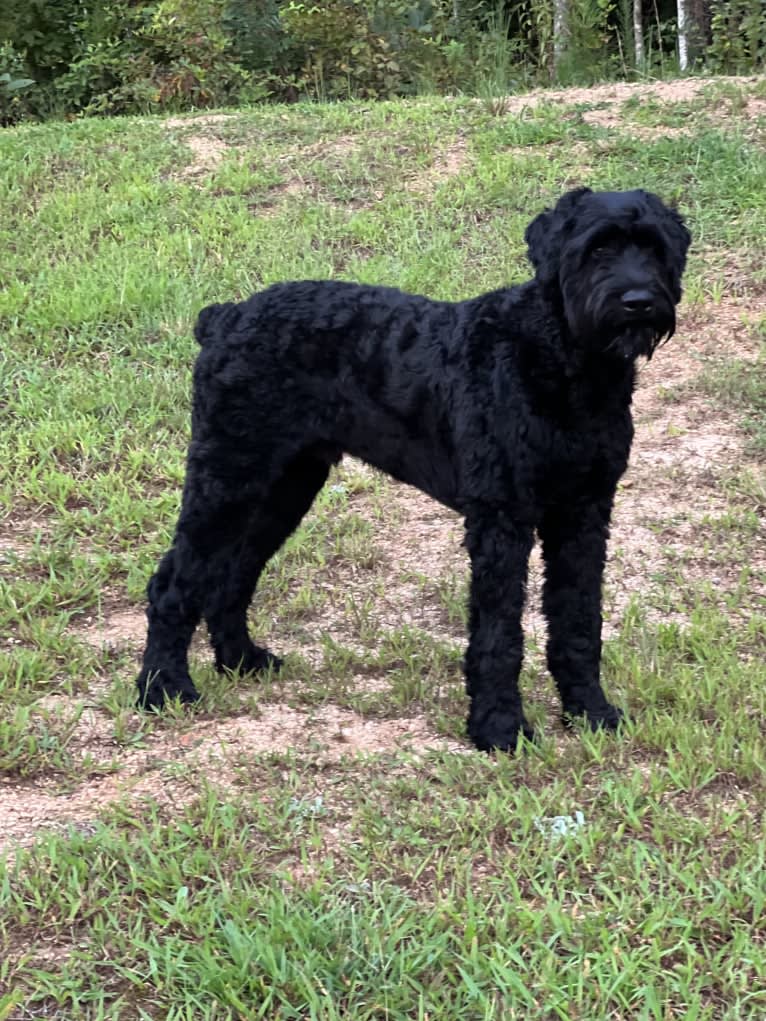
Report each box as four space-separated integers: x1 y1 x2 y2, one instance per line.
1 75 764 1019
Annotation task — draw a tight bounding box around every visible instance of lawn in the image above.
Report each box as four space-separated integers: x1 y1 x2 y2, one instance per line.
1 75 765 1019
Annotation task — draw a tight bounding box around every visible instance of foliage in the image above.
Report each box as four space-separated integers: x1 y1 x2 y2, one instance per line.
277 1 483 99
279 0 403 98
554 0 623 84
0 1 765 119
473 2 520 112
516 0 556 77
0 0 256 116
223 0 298 89
0 0 83 81
49 0 252 115
707 0 766 72
0 41 34 125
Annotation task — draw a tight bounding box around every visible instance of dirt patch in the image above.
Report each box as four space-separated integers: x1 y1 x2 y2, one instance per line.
78 608 147 651
608 406 749 619
177 133 229 179
256 176 317 217
495 75 761 115
684 295 766 351
292 135 361 161
370 485 465 584
0 707 465 855
487 75 765 147
0 512 50 555
259 135 381 215
163 113 235 130
164 115 235 180
744 96 766 119
278 480 468 663
581 107 692 139
406 136 470 195
268 178 305 200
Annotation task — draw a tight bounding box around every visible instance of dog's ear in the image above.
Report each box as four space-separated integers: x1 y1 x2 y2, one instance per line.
641 190 692 270
664 206 692 266
552 186 593 217
194 302 239 347
523 210 555 277
525 187 592 283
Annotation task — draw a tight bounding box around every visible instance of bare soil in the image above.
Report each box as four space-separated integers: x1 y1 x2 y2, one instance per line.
0 707 468 851
494 74 761 112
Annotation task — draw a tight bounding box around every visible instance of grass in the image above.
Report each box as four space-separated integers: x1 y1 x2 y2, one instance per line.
1 78 766 1018
696 354 766 454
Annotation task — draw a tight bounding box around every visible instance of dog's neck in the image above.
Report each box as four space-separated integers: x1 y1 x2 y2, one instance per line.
516 282 638 418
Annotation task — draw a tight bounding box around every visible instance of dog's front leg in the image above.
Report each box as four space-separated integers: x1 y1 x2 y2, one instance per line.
539 500 623 731
464 512 535 753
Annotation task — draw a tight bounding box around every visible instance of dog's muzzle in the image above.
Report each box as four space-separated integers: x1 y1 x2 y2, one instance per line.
586 286 676 361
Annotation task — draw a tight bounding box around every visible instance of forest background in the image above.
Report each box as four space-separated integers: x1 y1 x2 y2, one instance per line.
1 1 764 123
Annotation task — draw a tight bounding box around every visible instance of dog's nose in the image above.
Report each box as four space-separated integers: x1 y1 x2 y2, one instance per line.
621 289 654 317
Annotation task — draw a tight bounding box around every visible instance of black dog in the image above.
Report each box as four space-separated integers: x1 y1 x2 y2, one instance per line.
136 187 690 752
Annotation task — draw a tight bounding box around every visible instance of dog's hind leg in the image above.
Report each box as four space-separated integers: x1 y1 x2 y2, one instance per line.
205 446 338 676
136 452 262 710
463 511 535 753
539 501 623 731
136 444 337 710
136 541 203 709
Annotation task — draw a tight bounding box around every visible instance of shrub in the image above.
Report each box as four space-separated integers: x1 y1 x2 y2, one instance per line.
53 0 251 114
707 0 766 73
0 42 34 124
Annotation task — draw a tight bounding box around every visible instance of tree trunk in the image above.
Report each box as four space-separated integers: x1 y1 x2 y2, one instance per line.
677 0 689 70
634 0 644 68
553 0 568 78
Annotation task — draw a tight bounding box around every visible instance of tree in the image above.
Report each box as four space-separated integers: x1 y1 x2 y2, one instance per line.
634 0 644 67
553 0 569 78
677 0 689 70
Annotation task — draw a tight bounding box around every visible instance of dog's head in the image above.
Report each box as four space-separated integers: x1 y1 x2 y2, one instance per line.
525 187 691 361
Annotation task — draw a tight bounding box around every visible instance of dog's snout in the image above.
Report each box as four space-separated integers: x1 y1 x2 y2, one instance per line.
621 289 654 317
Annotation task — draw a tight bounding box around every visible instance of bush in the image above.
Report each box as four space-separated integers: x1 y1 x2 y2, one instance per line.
278 1 441 99
1 0 259 117
0 42 34 125
707 0 766 73
54 0 252 114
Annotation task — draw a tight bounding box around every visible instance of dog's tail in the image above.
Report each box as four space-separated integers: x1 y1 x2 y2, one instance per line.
194 302 240 346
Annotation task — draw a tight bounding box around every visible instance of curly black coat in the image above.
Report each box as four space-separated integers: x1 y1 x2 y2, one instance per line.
136 186 691 753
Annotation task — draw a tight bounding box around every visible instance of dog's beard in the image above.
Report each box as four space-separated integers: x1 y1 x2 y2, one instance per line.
568 288 676 362
603 322 668 361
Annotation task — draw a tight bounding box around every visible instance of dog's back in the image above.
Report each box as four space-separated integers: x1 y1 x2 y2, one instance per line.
192 280 469 506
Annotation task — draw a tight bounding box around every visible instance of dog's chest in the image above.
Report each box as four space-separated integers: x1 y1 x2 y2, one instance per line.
525 409 633 507
512 358 635 502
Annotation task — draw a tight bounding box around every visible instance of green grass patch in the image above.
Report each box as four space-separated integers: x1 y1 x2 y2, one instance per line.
695 348 766 454
2 741 764 1019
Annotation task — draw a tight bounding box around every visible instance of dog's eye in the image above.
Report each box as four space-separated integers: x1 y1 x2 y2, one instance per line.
591 246 609 259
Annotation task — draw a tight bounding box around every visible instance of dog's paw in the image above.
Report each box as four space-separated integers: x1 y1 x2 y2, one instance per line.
468 709 535 754
215 642 284 676
562 702 624 732
136 668 200 711
240 644 283 675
